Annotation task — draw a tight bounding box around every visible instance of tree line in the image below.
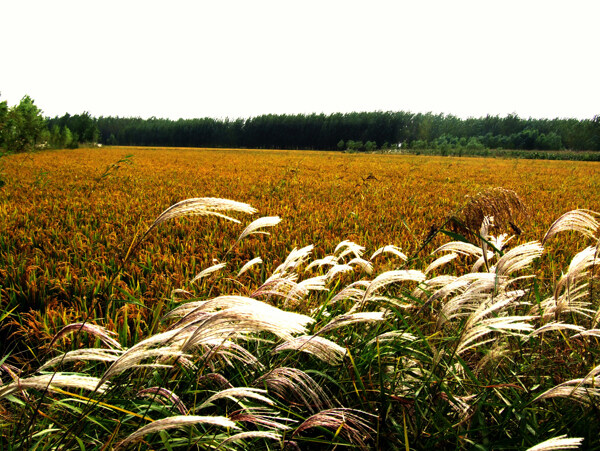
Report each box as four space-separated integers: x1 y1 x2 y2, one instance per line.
71 111 600 152
0 95 99 153
2 95 599 153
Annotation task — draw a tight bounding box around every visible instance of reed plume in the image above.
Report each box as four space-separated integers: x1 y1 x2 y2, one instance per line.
0 373 110 399
254 367 334 413
542 209 599 244
274 335 347 364
114 415 239 450
526 435 583 451
451 187 527 237
293 408 376 450
236 216 281 243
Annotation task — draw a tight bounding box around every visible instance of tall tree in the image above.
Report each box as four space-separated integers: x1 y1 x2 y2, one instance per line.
1 96 46 152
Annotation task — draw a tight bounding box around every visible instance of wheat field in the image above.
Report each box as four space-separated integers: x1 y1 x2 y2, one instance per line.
1 147 599 449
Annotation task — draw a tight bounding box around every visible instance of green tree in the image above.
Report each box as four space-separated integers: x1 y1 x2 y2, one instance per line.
466 136 485 151
364 140 377 151
1 96 46 152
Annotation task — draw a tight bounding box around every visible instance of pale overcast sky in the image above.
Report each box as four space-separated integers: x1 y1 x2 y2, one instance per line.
2 0 599 120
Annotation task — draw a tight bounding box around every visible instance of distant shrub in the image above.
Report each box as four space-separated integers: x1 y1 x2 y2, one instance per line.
411 139 428 150
364 141 377 151
466 137 486 151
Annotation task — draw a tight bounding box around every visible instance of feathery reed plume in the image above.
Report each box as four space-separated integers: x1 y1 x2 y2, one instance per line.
480 215 494 271
451 187 526 237
537 246 599 322
197 373 234 390
237 257 263 277
434 241 485 257
542 209 599 244
329 281 369 305
412 275 457 301
190 262 227 284
425 253 458 275
428 273 498 311
128 198 257 262
316 312 385 335
370 245 407 261
0 373 110 399
451 290 534 354
538 288 593 323
475 341 509 374
347 257 374 274
571 329 600 339
39 348 123 371
494 242 543 276
293 408 376 450
254 367 333 413
274 335 347 365
305 255 339 272
114 415 239 450
99 347 188 386
197 387 274 409
335 240 365 259
165 296 313 333
536 363 600 408
178 306 314 351
287 276 329 302
456 315 535 355
530 322 585 336
147 197 257 233
435 279 504 329
534 377 600 406
361 270 426 305
216 431 282 449
270 245 314 277
557 246 599 297
49 323 122 350
251 276 299 301
579 363 600 383
472 233 514 272
137 387 188 415
167 295 281 316
253 275 328 304
236 216 281 243
229 406 295 430
325 264 355 280
488 233 513 251
366 331 417 346
171 288 193 299
526 435 584 451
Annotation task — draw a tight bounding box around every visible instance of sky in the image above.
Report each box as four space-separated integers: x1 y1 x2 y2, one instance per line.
2 0 599 120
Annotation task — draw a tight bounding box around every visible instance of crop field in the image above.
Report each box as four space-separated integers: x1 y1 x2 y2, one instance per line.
1 147 600 449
